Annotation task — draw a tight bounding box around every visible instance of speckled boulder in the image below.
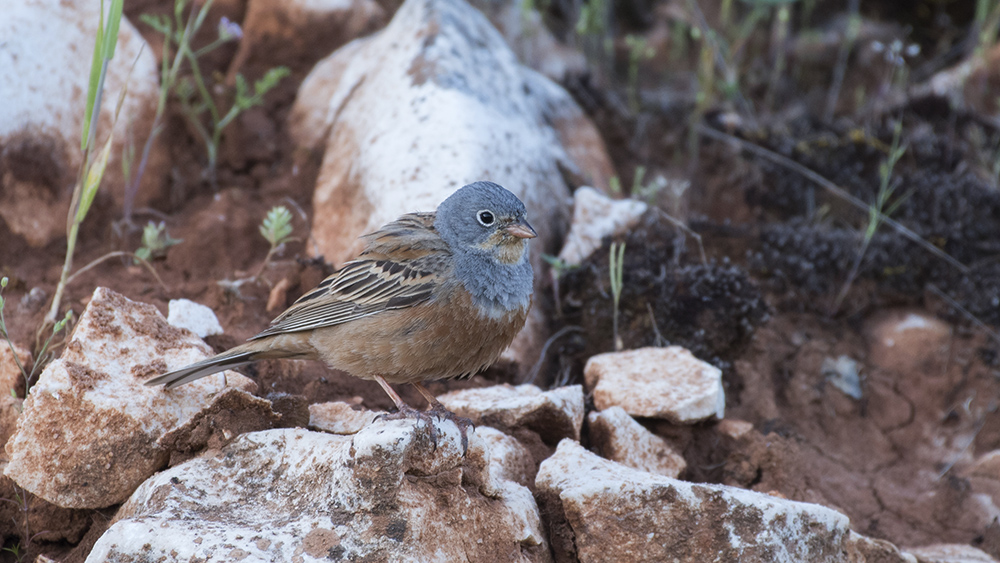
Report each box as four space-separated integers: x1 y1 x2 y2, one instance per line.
90 422 550 562
537 439 858 563
4 288 259 509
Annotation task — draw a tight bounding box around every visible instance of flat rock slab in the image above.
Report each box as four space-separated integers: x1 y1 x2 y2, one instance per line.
167 298 224 338
4 287 257 508
536 439 856 563
584 346 724 423
558 186 648 267
90 421 549 563
308 400 382 434
438 384 584 443
587 406 686 478
905 544 999 563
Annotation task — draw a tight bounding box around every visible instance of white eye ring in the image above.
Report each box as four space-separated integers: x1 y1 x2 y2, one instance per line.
477 210 495 226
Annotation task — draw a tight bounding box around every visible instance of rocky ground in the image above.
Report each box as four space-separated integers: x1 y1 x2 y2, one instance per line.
2 0 1000 561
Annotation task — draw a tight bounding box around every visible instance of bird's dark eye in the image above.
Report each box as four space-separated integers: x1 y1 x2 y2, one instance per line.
477 210 495 226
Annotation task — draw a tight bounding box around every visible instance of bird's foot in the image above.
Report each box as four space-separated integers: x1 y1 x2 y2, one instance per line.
425 404 475 454
378 404 442 449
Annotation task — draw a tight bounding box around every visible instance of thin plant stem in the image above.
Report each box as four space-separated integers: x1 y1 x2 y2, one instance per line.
697 125 968 273
64 251 168 291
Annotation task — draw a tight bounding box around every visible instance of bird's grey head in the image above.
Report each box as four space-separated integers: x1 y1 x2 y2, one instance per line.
435 181 536 264
435 181 536 313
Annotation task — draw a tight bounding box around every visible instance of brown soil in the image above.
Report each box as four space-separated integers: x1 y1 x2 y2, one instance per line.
3 0 1000 560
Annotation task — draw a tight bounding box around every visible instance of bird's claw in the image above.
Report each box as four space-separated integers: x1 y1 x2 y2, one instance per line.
426 404 475 454
379 404 441 449
377 404 474 454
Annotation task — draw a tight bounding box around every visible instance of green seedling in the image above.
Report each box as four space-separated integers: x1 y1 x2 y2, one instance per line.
609 242 626 351
624 34 655 113
136 0 289 191
135 221 183 262
255 206 295 277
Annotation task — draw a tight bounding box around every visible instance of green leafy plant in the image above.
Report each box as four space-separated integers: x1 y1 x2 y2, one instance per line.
135 221 183 262
175 66 290 185
134 0 289 193
255 206 295 277
609 242 626 351
44 0 125 333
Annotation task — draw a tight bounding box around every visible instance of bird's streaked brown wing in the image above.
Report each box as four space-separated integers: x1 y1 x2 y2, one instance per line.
250 213 448 340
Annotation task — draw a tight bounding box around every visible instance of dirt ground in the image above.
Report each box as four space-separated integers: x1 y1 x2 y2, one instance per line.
3 0 1000 559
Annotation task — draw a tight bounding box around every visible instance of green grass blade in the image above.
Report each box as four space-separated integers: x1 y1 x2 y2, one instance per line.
102 0 124 59
81 7 105 151
77 133 114 223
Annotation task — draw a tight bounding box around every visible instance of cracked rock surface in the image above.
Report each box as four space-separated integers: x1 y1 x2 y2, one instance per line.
90 421 549 563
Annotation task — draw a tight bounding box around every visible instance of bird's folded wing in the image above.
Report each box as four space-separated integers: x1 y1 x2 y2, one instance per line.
250 213 446 339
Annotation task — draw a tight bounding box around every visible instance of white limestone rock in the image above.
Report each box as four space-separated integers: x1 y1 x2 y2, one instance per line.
0 0 162 247
3 288 256 509
584 346 724 423
288 0 615 370
536 439 856 563
308 400 382 434
90 422 550 562
469 0 587 82
845 532 917 563
587 406 686 478
477 426 536 489
438 384 584 442
558 187 648 267
167 298 224 338
905 544 998 563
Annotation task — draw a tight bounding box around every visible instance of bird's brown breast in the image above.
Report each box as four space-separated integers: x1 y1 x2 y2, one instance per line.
307 283 528 384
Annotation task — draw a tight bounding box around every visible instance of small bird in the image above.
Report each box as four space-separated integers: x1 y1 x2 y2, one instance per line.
146 181 536 423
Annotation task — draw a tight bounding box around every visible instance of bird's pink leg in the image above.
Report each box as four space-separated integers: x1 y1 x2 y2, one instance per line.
412 381 445 409
373 375 411 412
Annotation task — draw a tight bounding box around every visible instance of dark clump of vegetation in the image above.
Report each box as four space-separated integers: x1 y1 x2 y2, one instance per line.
740 114 1000 322
557 214 770 377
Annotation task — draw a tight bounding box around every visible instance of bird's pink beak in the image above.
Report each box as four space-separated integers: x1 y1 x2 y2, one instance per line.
505 220 537 239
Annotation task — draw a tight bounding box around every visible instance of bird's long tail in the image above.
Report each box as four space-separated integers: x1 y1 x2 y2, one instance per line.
144 346 256 389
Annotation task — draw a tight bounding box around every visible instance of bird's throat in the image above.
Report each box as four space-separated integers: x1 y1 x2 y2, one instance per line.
454 249 533 316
